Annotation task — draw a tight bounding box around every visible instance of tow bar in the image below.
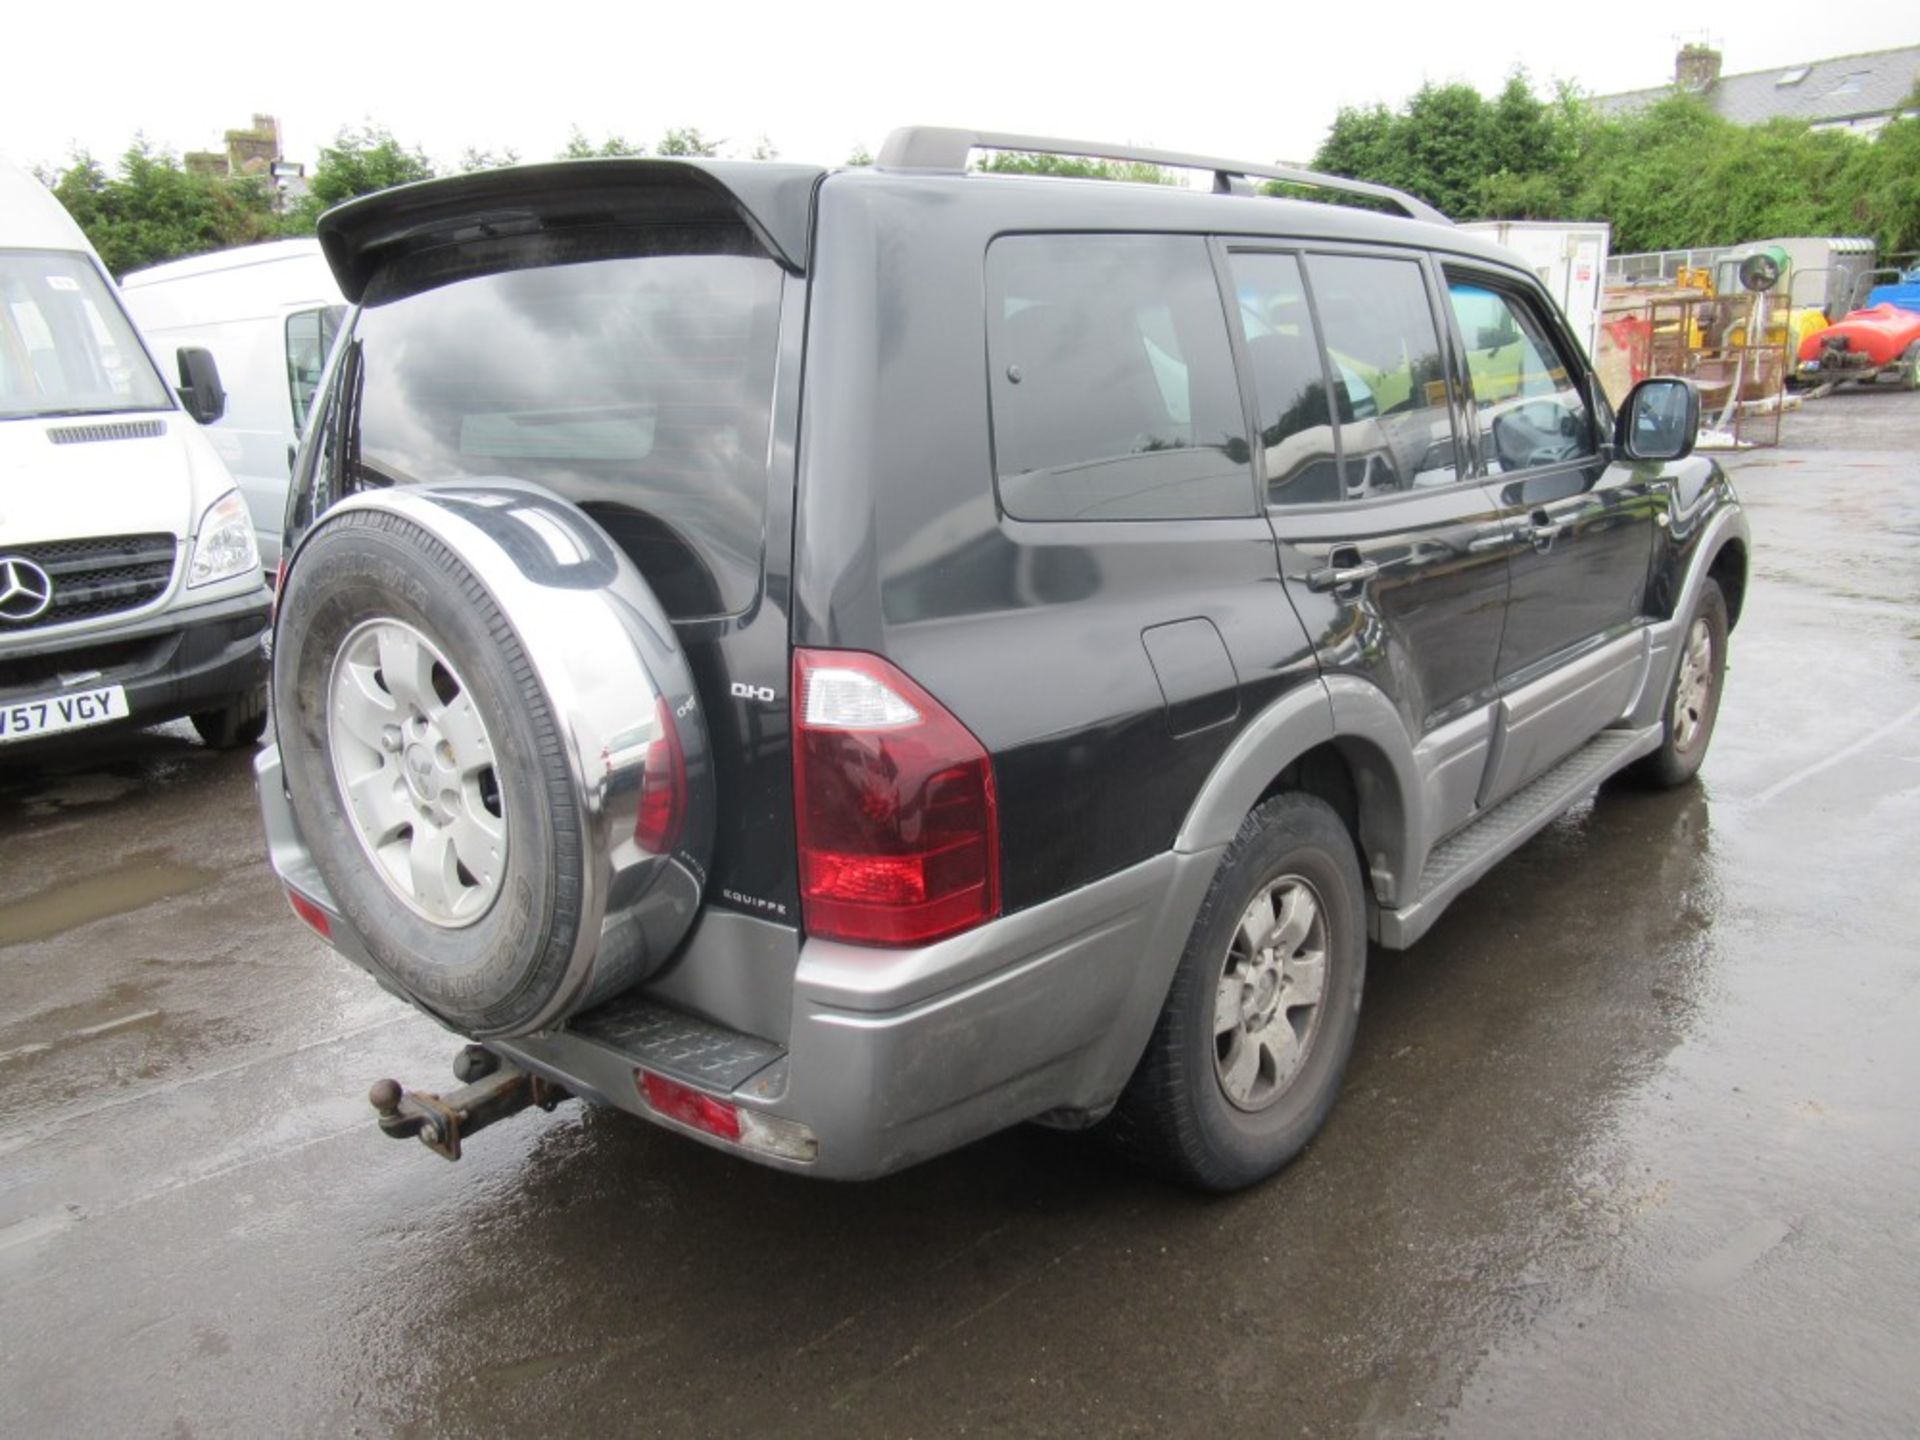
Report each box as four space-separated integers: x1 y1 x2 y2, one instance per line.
368 1046 565 1160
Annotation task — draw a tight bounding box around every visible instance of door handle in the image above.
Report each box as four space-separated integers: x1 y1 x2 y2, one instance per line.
1307 556 1380 593
1527 509 1567 547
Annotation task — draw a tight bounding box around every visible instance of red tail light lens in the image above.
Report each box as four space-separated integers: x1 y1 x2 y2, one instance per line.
634 692 686 854
792 648 999 946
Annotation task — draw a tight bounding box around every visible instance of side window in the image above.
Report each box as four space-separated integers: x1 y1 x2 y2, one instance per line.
1446 279 1595 474
1303 253 1461 499
1226 251 1340 505
986 234 1253 521
285 305 345 433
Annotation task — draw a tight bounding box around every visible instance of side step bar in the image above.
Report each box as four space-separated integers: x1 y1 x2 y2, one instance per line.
1375 724 1664 950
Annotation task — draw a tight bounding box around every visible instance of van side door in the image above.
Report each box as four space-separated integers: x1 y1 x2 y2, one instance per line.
1440 267 1657 804
1226 245 1511 864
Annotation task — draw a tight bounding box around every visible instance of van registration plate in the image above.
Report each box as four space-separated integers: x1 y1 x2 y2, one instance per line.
0 686 129 743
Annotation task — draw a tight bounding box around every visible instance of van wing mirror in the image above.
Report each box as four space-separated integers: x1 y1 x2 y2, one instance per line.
176 346 226 425
1615 376 1698 463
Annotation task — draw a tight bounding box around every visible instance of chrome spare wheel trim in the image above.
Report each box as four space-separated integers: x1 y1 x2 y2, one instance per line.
1214 874 1328 1111
304 483 715 1037
328 618 507 928
1672 616 1713 752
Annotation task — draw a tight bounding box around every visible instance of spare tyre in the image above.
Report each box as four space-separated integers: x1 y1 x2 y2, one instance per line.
272 482 714 1039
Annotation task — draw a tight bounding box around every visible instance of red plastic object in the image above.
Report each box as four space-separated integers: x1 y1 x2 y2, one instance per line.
286 889 332 939
638 1071 742 1142
791 648 999 946
1798 303 1920 367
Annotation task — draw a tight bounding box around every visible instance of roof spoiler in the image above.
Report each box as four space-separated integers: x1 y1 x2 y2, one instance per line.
875 126 1450 226
315 159 823 302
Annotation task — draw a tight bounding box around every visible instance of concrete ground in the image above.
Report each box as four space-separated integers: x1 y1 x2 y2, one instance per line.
2 388 1917 1439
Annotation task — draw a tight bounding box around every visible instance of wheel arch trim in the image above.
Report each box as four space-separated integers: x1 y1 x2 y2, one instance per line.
1175 675 1421 907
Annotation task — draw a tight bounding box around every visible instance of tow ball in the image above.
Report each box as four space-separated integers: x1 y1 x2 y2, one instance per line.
368 1046 565 1160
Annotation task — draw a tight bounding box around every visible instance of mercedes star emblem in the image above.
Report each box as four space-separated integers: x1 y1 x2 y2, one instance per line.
0 557 55 623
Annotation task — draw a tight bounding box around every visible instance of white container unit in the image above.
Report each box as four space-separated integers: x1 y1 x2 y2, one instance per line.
122 240 345 568
1458 220 1611 362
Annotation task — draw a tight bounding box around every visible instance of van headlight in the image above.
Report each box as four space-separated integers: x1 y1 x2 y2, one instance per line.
188 490 260 588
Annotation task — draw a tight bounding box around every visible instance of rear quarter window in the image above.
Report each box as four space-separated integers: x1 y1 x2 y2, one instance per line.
985 234 1253 521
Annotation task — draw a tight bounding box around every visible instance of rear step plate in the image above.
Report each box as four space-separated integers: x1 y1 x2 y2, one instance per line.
570 996 786 1092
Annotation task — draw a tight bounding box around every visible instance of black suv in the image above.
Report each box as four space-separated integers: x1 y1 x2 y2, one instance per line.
257 128 1747 1190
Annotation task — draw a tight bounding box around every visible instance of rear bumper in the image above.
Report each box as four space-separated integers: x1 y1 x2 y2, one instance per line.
256 742 1219 1179
504 847 1217 1178
0 589 269 743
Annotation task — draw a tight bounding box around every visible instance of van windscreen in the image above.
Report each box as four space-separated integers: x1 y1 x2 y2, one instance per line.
319 224 782 620
0 250 172 421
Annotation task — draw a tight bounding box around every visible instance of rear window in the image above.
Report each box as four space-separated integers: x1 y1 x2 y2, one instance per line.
314 224 781 619
986 234 1253 521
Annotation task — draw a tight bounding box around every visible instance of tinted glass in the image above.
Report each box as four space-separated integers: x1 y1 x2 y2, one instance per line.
314 226 781 619
987 234 1252 521
0 250 171 420
1627 378 1694 459
1447 280 1596 473
1305 253 1461 498
285 305 344 432
1227 252 1342 506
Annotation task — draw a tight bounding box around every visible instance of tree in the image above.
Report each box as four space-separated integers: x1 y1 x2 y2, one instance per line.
1824 88 1920 254
41 141 280 275
845 144 874 167
977 151 1175 185
656 127 720 157
1305 70 1918 256
456 145 519 173
292 125 434 229
561 127 645 159
749 135 779 162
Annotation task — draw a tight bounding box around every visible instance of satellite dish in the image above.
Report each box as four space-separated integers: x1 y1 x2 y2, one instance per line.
1738 248 1787 292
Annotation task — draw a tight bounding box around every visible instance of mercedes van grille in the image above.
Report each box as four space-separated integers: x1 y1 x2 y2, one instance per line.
0 534 178 631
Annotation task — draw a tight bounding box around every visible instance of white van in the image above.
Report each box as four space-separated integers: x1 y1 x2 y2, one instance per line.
0 162 270 750
122 239 344 569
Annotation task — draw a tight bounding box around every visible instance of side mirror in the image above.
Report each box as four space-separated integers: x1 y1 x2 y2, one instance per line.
1615 376 1698 463
176 346 226 425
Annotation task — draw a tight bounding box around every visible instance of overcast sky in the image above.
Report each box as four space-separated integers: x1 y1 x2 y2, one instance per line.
4 2 1915 177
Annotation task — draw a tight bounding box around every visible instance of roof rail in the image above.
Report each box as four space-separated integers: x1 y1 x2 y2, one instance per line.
874 126 1450 226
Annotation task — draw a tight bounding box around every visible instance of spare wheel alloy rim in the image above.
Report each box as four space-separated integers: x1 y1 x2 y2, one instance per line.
327 618 508 928
1214 873 1330 1111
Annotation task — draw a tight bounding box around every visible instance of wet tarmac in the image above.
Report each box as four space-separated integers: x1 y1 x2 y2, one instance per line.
3 391 1918 1438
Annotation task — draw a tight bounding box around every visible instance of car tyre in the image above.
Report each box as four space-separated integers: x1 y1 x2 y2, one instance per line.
274 508 590 1037
192 685 268 750
1103 793 1366 1192
1631 578 1729 789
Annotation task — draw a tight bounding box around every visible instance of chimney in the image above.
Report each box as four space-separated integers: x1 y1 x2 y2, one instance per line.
1675 44 1722 92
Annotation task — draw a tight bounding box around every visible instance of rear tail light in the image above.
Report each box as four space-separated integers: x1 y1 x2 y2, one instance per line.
792 648 999 946
634 693 686 854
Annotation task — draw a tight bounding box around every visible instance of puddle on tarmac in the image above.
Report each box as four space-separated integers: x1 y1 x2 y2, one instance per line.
0 854 220 947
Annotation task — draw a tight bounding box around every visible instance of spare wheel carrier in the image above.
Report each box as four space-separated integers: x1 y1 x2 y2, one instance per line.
272 481 715 1039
